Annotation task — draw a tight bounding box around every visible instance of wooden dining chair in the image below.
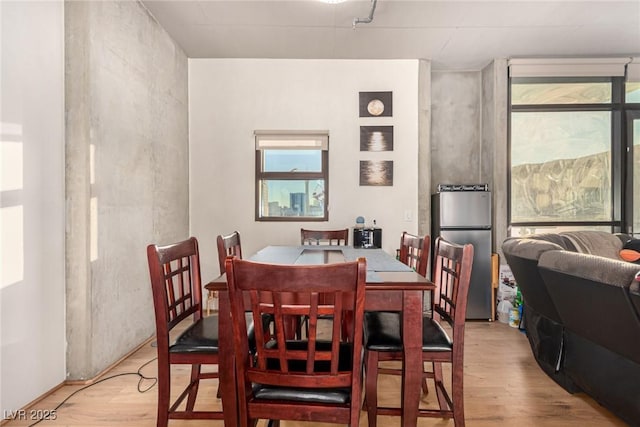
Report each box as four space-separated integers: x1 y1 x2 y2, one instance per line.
225 256 367 427
399 231 430 277
146 237 223 427
204 231 243 315
363 236 474 427
361 232 431 407
216 230 295 340
301 228 349 245
216 230 242 273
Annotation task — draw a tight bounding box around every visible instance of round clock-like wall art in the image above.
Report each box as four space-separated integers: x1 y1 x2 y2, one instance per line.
359 91 392 117
367 99 385 116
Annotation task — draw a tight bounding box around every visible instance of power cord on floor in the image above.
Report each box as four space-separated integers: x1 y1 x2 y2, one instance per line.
27 356 158 427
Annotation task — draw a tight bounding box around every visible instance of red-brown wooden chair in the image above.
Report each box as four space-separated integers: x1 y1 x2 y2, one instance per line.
361 232 431 408
363 236 474 427
216 231 276 344
203 231 243 315
225 256 367 427
216 230 242 274
398 231 430 277
146 237 223 427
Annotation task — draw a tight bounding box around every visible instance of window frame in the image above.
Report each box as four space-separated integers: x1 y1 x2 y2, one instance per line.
254 131 329 222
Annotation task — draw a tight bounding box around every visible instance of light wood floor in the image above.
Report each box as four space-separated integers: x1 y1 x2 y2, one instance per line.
4 322 626 427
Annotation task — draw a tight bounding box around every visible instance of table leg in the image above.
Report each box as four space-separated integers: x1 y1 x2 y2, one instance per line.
401 289 423 426
218 289 238 427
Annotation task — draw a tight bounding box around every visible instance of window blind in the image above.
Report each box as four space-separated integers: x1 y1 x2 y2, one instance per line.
254 131 329 150
508 57 630 78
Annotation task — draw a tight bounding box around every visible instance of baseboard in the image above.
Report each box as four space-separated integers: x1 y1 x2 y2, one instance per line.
65 333 156 385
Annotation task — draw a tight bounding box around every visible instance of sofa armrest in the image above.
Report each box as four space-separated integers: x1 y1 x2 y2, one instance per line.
631 280 640 318
502 239 565 322
539 250 640 288
539 250 640 364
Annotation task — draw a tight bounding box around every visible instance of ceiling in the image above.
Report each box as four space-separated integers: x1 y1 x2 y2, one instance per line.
141 0 640 71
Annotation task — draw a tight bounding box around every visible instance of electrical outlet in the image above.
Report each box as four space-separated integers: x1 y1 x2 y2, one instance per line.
403 210 412 221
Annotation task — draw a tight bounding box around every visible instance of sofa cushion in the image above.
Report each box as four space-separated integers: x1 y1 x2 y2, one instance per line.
527 233 576 250
502 237 567 262
560 231 624 259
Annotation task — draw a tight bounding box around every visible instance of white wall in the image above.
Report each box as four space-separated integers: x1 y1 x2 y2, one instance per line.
1 0 66 414
189 59 420 280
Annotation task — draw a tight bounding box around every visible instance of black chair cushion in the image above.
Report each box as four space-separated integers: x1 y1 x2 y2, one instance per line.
364 311 402 351
170 313 259 354
170 315 219 353
364 311 453 352
252 384 351 404
421 317 453 352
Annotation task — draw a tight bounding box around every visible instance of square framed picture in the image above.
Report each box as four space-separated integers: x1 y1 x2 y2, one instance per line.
360 126 393 151
359 160 393 186
359 91 393 117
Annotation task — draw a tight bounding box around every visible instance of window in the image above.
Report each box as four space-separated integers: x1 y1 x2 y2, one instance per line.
626 82 640 103
255 131 328 221
508 76 624 236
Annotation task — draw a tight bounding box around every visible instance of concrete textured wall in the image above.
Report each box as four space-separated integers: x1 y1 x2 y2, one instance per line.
429 67 509 254
484 60 509 256
65 0 188 379
417 60 432 237
1 0 66 413
430 71 483 192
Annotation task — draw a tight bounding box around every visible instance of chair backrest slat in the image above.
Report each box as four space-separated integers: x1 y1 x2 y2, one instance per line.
301 228 349 246
147 237 203 344
217 231 242 275
432 237 474 336
398 232 430 277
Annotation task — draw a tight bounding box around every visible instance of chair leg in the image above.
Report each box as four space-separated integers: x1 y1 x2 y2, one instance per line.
421 361 429 395
342 310 353 342
294 315 303 339
283 316 300 339
451 360 465 427
206 290 213 316
185 364 201 411
156 360 170 427
364 350 379 427
432 362 448 411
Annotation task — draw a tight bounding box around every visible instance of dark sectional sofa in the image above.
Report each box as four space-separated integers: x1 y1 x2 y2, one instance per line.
502 231 640 426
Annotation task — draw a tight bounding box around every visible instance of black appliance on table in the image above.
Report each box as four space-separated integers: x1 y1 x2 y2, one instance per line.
353 227 382 249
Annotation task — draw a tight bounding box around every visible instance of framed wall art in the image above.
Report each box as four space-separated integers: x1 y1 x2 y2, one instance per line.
359 160 393 186
359 91 393 117
360 125 393 151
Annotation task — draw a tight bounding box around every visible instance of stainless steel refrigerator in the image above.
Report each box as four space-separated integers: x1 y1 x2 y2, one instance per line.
432 191 492 320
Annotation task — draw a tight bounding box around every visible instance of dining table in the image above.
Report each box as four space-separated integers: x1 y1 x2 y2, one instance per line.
205 245 434 427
